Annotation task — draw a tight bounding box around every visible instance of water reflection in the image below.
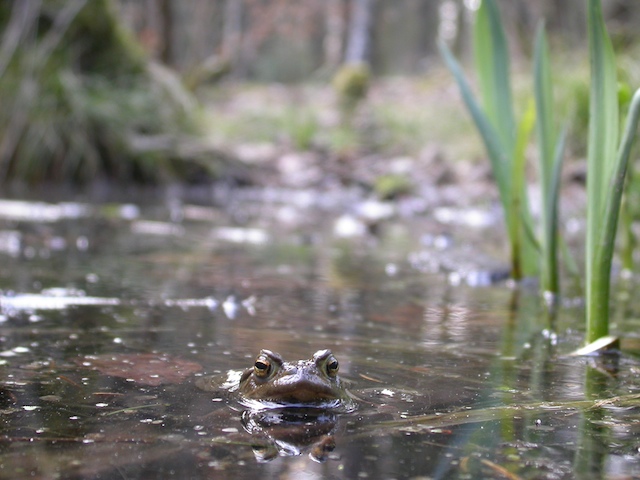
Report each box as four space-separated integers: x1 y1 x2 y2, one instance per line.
241 409 338 462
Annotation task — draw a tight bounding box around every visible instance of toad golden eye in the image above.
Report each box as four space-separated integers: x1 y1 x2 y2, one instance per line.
326 357 339 376
254 357 271 377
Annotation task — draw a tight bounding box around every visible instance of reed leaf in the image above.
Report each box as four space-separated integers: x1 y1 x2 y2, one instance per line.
604 90 640 249
591 90 640 337
585 0 619 342
473 0 515 153
510 100 539 277
438 41 509 204
440 41 536 278
534 23 564 296
439 0 538 280
585 0 640 344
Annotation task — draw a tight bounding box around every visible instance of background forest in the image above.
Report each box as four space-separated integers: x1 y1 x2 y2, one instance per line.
120 0 635 81
2 0 640 187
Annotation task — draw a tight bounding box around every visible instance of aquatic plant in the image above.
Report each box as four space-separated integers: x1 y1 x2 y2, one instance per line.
533 24 566 299
441 0 640 344
438 0 539 281
584 0 640 344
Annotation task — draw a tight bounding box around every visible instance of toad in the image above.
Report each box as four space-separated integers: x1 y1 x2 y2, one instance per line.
199 349 356 412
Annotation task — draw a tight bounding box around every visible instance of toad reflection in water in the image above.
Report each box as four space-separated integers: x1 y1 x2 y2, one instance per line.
197 349 357 462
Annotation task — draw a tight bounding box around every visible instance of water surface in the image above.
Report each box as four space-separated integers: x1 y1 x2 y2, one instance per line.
0 191 638 479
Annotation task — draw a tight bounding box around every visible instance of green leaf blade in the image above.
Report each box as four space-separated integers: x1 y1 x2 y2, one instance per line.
510 100 539 278
587 0 619 234
438 40 510 205
534 23 556 177
473 0 516 154
585 0 624 343
534 22 564 295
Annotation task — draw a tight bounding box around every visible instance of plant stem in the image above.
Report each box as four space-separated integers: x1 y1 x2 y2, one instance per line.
587 89 640 343
585 0 620 344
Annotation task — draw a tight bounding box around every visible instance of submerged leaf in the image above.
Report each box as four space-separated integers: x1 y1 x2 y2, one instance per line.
76 353 202 386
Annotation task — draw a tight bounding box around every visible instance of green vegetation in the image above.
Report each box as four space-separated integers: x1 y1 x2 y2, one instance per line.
441 0 640 346
374 174 413 200
533 24 566 298
332 63 371 121
584 0 640 344
0 0 219 184
439 0 539 281
204 80 478 162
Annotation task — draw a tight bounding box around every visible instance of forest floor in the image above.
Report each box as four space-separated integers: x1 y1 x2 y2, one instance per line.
198 72 588 213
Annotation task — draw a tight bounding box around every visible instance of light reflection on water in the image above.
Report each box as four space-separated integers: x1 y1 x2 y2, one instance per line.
0 193 638 479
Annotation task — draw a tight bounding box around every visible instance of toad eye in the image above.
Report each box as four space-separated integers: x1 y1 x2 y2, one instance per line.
326 356 339 377
254 356 271 378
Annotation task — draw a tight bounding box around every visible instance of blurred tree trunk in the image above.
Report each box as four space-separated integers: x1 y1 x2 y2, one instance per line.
606 0 640 43
417 0 439 66
552 0 586 46
497 0 534 57
345 0 376 64
157 0 173 65
323 0 344 69
531 0 585 47
452 0 472 60
222 0 242 74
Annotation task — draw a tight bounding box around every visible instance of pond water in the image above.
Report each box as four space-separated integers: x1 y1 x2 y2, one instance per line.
0 189 639 479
